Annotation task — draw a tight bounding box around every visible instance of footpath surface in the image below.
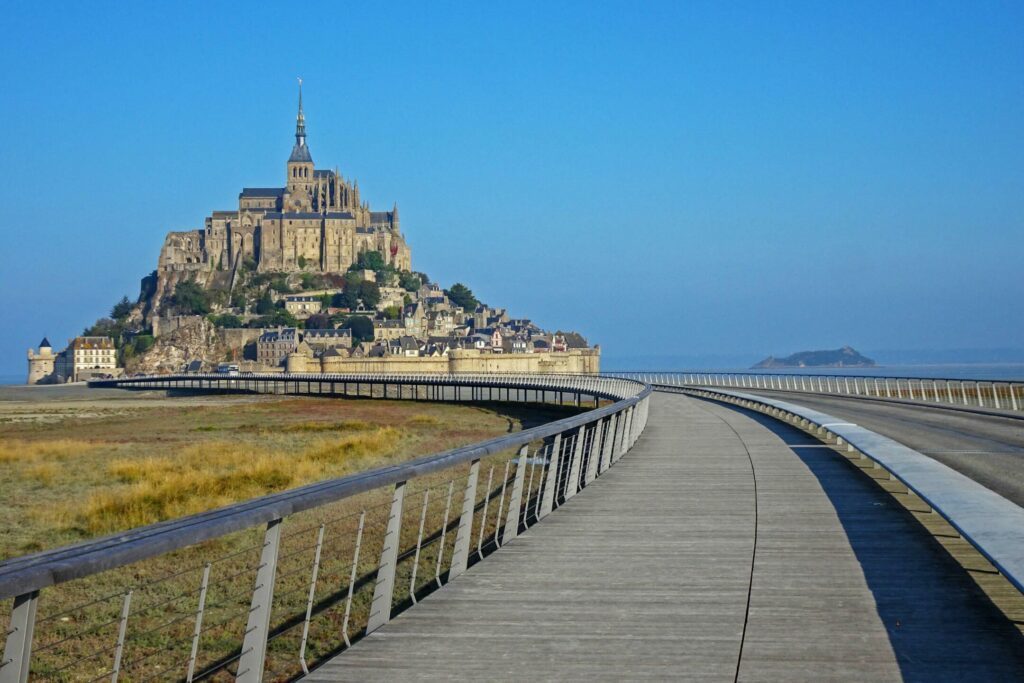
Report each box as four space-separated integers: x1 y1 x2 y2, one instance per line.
306 393 1024 682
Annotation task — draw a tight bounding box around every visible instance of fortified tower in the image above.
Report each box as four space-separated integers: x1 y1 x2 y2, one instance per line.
27 337 55 384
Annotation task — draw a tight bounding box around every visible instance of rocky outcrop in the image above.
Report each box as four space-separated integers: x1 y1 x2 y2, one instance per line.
126 317 229 374
752 346 875 369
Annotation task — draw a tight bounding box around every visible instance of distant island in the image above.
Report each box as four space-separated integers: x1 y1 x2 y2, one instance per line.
752 346 876 369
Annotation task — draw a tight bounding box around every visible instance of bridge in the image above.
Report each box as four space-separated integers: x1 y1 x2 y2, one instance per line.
1 372 1023 681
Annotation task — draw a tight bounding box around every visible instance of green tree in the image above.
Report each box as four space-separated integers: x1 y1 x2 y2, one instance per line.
359 282 381 309
356 250 385 272
445 283 478 311
341 315 375 343
298 255 308 269
111 296 133 320
399 271 422 292
305 313 333 329
84 317 121 339
171 281 211 315
230 290 247 311
269 274 291 294
209 314 243 328
255 290 275 315
382 305 401 320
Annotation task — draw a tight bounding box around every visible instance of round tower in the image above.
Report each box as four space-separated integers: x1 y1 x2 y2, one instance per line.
27 337 55 385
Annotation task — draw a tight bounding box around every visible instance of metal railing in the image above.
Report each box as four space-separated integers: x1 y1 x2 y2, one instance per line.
604 371 1024 413
0 373 650 682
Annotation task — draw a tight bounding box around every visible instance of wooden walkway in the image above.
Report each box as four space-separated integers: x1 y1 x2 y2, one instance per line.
305 393 1024 681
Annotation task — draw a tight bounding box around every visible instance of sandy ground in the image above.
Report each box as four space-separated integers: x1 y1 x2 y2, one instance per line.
0 385 284 423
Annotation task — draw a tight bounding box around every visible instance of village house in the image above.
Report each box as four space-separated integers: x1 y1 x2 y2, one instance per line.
283 295 324 319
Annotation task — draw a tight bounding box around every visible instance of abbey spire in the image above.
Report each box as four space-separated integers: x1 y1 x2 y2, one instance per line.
288 78 313 163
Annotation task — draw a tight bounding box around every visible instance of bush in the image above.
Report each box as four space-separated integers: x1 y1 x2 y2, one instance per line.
300 272 327 291
355 250 385 272
341 315 375 343
305 313 333 330
360 282 381 309
399 271 421 292
209 314 244 328
255 291 275 315
383 305 401 320
171 281 212 315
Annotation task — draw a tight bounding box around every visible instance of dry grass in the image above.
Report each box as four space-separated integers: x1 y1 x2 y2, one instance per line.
65 428 400 534
0 438 102 463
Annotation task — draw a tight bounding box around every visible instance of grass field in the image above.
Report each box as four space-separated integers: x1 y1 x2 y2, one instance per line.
0 387 556 560
0 386 583 680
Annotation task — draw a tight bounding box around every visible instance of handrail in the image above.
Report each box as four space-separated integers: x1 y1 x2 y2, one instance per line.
601 371 1024 413
675 385 1024 595
0 384 647 598
0 372 652 683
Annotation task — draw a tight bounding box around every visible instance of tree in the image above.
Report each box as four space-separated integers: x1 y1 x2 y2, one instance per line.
383 305 401 320
171 281 211 315
111 296 133 320
298 255 308 269
399 271 421 292
84 317 121 339
209 314 243 328
359 282 381 309
255 290 275 315
341 315 375 343
305 313 333 329
445 283 478 311
356 250 385 272
230 290 247 311
331 291 351 308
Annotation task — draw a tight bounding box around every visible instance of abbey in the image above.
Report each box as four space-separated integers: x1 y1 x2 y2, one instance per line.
157 84 411 294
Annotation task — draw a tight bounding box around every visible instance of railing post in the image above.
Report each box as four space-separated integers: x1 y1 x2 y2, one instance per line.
367 482 406 633
584 418 604 485
1 591 39 683
237 518 283 683
110 590 133 683
538 434 563 519
185 564 211 682
563 426 586 501
599 414 616 473
450 461 480 579
616 407 633 460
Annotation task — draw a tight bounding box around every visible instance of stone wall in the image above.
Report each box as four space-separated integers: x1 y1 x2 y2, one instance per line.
316 348 599 375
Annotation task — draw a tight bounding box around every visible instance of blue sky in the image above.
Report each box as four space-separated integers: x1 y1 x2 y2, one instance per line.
1 1 1022 376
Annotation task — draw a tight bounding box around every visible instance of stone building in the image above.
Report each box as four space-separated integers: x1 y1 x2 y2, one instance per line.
257 328 301 367
26 338 55 384
53 337 118 382
157 82 412 306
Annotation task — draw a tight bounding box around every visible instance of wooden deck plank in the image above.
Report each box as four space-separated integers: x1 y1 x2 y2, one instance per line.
304 393 1024 682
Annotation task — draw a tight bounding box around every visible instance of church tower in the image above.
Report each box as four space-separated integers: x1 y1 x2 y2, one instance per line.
285 79 314 212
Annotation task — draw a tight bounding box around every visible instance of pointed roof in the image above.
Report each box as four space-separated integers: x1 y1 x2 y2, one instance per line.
289 78 313 163
39 337 51 349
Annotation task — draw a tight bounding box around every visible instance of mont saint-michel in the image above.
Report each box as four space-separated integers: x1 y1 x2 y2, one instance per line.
26 85 598 383
157 84 411 300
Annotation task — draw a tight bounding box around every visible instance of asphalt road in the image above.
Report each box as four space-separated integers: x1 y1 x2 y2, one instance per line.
742 391 1024 508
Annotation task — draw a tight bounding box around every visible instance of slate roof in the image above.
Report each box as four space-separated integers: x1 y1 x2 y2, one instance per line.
39 337 51 348
288 143 313 163
240 188 284 198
